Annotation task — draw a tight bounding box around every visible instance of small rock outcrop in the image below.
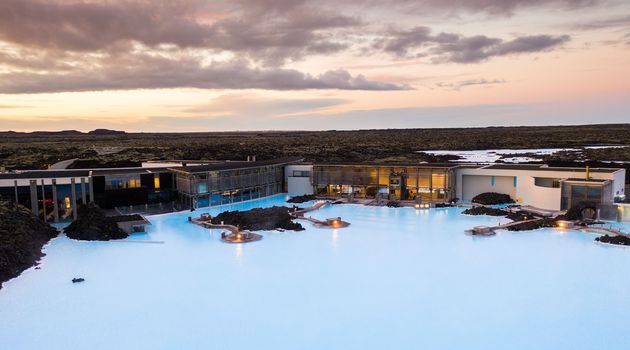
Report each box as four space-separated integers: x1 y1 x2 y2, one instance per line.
64 204 128 241
595 234 630 246
462 206 509 216
472 192 515 205
557 202 598 221
211 206 304 231
0 201 58 288
505 218 556 231
287 194 317 204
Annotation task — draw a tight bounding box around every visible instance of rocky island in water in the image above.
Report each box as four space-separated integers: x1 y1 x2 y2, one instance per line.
0 201 58 289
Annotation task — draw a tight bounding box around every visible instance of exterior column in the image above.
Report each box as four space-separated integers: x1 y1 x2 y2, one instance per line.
88 176 95 203
71 178 77 220
52 179 59 223
14 180 18 203
376 167 380 197
80 177 87 205
429 169 433 202
40 179 47 223
29 180 39 216
416 168 420 203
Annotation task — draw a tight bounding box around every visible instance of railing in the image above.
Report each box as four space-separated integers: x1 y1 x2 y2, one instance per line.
114 201 180 215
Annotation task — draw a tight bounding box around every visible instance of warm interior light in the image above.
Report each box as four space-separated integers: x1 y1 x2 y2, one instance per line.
64 197 71 209
154 176 160 189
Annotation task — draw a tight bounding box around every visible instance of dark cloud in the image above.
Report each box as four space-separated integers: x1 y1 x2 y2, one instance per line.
380 26 570 62
0 0 357 65
0 0 210 51
0 54 410 94
391 0 599 15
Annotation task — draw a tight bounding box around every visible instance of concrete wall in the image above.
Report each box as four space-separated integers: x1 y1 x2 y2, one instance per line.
285 164 314 195
612 170 626 198
456 166 624 210
462 174 516 201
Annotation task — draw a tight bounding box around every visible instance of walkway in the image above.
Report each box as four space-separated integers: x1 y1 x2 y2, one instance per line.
190 216 262 243
49 158 77 170
465 218 543 236
289 200 350 229
580 226 629 238
516 205 565 218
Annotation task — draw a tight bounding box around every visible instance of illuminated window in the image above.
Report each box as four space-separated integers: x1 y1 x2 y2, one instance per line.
64 197 71 209
154 176 160 189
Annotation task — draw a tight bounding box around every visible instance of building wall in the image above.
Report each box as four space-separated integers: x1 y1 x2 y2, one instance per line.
285 164 314 195
612 170 626 198
456 167 624 210
462 175 516 201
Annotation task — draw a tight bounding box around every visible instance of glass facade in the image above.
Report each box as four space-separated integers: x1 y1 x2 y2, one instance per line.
312 165 455 202
174 163 286 209
560 180 612 210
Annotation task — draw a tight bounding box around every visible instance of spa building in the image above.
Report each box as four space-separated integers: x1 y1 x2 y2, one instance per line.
0 158 626 221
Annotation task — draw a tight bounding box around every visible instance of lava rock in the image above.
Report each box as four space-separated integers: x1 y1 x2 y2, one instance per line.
462 206 509 216
557 201 598 221
386 201 401 208
472 192 515 205
0 201 58 289
595 234 630 246
64 204 128 241
506 218 556 231
287 194 316 204
211 206 304 231
435 203 456 208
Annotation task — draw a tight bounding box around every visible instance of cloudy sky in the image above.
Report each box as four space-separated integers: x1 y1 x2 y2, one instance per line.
0 0 628 132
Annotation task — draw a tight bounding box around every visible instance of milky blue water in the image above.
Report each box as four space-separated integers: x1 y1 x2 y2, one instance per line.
2 194 630 350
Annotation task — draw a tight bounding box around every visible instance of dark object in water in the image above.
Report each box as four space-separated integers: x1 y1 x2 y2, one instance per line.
472 192 514 205
386 200 401 208
595 234 630 246
72 278 85 283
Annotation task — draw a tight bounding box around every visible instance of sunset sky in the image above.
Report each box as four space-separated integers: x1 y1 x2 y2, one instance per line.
0 0 629 132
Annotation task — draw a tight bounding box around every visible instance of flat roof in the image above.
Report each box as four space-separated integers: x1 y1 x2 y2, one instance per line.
481 164 622 173
0 170 90 180
563 178 610 183
312 162 457 168
171 157 304 174
91 167 171 176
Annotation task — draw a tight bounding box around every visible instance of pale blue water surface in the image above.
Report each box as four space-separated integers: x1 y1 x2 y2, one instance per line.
2 194 630 350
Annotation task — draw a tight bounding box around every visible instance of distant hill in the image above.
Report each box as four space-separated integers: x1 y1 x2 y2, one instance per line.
0 129 125 137
30 130 83 136
87 129 126 135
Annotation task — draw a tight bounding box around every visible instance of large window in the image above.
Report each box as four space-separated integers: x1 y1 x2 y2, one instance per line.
292 170 311 177
535 177 561 188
